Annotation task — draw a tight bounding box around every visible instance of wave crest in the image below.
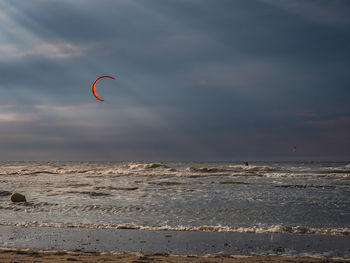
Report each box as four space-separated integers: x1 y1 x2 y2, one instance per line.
186 167 227 173
0 222 348 236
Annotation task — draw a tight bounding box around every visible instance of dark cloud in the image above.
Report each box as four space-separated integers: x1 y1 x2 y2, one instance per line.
0 0 349 161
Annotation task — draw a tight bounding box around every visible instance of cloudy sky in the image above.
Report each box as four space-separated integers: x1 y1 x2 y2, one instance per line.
0 0 349 161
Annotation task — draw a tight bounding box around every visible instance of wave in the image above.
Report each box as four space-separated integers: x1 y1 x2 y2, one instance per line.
65 191 112 197
227 165 278 172
93 186 138 191
150 181 183 186
318 169 350 174
186 167 227 173
219 181 249 185
263 172 350 178
274 184 336 189
0 163 175 177
126 163 171 170
0 202 147 213
0 190 12 197
0 162 349 178
0 221 348 236
0 168 91 176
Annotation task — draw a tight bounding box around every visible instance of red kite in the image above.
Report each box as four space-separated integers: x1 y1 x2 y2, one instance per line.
92 75 115 102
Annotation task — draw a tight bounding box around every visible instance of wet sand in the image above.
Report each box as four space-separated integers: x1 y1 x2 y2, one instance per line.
0 247 349 263
1 225 350 262
1 225 350 257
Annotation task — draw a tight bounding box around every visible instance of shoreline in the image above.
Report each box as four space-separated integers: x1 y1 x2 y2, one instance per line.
1 225 349 258
0 247 349 263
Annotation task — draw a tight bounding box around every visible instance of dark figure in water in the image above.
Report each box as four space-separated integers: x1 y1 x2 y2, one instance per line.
245 162 249 166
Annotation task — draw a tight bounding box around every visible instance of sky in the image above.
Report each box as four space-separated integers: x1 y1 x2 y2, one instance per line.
0 0 349 161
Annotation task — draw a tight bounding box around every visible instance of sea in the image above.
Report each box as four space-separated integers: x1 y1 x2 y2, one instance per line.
0 161 349 255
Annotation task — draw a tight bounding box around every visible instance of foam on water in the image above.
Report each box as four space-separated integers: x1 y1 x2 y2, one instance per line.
0 221 348 235
0 161 349 236
0 161 349 177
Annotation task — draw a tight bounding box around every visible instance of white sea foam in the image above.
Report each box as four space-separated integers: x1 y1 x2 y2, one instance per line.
1 161 349 234
186 167 227 173
126 163 170 170
0 221 348 235
227 164 278 171
0 162 348 178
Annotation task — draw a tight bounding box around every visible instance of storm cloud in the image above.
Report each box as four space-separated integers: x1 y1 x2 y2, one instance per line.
0 0 349 161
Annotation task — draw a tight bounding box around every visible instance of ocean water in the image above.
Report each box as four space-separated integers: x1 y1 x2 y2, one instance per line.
0 161 349 235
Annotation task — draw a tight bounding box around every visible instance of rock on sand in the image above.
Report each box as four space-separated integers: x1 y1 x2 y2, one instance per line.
10 192 26 202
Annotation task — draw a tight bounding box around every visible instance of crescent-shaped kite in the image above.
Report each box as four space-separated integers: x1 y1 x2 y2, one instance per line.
92 75 115 102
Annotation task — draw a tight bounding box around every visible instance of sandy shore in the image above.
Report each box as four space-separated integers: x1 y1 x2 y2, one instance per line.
2 225 350 257
0 247 349 263
1 225 350 261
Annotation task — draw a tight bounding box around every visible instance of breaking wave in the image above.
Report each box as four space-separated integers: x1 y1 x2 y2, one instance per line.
0 221 348 236
0 162 349 178
274 184 336 189
227 164 278 172
186 167 227 173
126 163 171 170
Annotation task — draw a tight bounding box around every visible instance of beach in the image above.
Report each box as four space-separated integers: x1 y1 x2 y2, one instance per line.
1 162 349 261
1 225 350 256
0 225 350 262
1 247 350 263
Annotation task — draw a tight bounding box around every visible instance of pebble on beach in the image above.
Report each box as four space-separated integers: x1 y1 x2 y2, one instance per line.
10 192 26 202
